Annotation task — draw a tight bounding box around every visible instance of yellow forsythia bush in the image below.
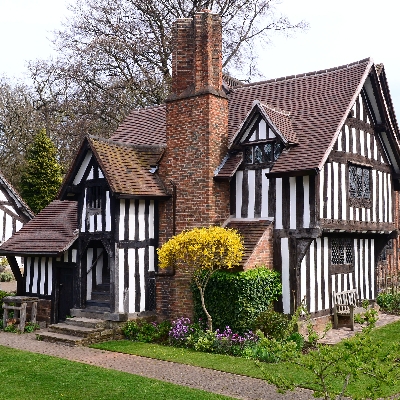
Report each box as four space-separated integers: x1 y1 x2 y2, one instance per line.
157 226 244 272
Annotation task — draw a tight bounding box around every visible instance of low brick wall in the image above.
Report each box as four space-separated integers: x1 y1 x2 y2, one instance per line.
37 299 52 327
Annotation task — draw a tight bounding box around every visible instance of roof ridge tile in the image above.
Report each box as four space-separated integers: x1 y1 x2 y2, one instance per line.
235 58 371 90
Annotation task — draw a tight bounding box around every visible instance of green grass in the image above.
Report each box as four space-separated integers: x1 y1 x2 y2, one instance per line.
0 345 233 400
93 321 400 398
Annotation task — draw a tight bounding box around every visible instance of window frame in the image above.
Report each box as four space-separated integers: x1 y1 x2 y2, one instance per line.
348 163 372 208
243 139 283 168
330 237 354 274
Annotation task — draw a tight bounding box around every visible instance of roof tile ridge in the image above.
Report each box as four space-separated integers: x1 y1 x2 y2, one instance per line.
233 58 372 90
88 135 166 151
260 102 291 117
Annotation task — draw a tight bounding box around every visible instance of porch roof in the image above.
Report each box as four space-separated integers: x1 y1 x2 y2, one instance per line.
225 219 273 267
0 200 78 256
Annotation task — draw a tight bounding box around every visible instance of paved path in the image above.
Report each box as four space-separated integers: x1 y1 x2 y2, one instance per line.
319 312 400 344
0 280 16 292
1 279 399 399
0 330 315 400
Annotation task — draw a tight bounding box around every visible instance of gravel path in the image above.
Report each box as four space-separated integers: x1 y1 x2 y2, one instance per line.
0 330 315 400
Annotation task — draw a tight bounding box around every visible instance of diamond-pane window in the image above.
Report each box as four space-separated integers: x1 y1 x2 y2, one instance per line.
244 141 283 166
254 146 263 163
331 238 353 265
274 143 283 161
264 143 272 162
349 165 370 199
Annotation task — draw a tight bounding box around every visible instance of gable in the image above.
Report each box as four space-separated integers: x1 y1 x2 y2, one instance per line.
60 137 168 200
0 173 33 243
229 59 373 176
333 93 387 164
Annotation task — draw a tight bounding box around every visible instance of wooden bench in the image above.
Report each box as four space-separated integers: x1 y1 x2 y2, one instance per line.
2 296 39 332
333 289 364 330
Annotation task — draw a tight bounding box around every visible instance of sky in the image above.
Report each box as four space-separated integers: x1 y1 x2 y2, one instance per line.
0 0 399 115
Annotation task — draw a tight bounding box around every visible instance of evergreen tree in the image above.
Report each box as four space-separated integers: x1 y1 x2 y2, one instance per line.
20 129 63 214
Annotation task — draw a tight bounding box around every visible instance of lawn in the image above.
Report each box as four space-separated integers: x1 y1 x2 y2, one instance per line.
0 345 233 400
93 321 400 399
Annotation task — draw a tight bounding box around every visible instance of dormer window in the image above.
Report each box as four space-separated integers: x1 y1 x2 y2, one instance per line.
244 141 283 166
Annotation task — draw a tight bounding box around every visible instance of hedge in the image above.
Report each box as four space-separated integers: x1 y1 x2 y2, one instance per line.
191 267 282 333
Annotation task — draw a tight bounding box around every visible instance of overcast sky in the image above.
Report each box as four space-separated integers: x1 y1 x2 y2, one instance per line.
1 0 399 116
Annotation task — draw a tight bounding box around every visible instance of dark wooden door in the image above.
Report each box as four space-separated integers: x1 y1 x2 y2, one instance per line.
57 268 74 321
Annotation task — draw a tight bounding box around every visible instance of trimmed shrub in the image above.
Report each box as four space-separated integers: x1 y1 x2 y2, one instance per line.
252 305 291 339
122 319 172 343
192 267 282 333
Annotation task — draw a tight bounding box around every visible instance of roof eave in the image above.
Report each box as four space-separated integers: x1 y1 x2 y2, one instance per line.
266 168 319 178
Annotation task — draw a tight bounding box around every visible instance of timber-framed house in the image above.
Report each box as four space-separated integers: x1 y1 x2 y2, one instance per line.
0 171 33 292
1 11 400 323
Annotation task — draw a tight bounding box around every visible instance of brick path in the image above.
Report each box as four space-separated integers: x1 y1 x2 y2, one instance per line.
1 280 400 399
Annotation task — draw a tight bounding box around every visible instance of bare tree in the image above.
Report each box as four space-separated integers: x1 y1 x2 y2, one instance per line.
26 0 307 170
0 78 44 188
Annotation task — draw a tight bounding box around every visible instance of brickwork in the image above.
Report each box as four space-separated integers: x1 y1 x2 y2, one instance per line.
378 190 400 289
156 11 230 320
156 271 194 321
244 224 274 270
37 299 52 326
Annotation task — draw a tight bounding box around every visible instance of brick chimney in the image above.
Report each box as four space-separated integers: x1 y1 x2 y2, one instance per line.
157 11 230 320
170 11 225 99
160 11 230 233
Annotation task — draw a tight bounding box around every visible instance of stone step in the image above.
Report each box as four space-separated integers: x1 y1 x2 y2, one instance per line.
86 300 110 309
37 328 119 346
64 317 107 329
37 331 86 346
70 308 127 322
48 322 103 338
91 291 110 302
95 283 110 292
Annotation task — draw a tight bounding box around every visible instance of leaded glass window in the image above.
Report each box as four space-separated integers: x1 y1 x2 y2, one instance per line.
274 143 283 161
349 165 370 199
254 146 263 163
331 238 353 265
264 143 272 161
244 141 283 165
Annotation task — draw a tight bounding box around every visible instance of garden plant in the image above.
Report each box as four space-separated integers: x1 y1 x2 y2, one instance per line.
157 226 244 331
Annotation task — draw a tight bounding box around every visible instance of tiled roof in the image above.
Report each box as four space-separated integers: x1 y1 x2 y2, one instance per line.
88 137 167 197
259 103 297 144
111 105 166 145
229 58 372 174
108 58 373 175
0 200 78 255
226 219 273 266
214 152 243 180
